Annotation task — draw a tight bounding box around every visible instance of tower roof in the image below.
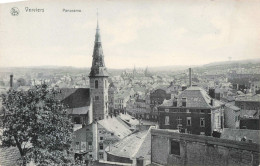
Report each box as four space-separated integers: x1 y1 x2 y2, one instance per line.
89 11 109 77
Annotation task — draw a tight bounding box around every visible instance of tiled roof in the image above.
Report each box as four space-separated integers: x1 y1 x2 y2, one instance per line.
134 127 153 160
0 147 20 166
161 86 223 108
118 113 139 126
98 117 132 140
106 128 151 159
178 86 212 108
235 94 260 102
225 103 240 111
56 88 90 108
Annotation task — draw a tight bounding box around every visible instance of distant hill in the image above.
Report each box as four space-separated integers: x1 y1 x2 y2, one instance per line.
0 58 259 75
202 59 260 67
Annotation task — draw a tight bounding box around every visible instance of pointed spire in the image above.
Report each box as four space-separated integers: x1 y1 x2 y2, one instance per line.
95 8 101 43
89 10 108 77
96 8 99 29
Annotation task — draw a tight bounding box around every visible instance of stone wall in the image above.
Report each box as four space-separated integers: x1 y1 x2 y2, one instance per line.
151 129 260 166
90 77 109 121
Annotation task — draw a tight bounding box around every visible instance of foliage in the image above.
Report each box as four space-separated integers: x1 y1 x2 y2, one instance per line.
16 78 27 87
1 84 74 165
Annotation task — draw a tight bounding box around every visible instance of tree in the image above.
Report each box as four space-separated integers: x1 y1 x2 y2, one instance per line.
1 84 74 165
16 78 27 87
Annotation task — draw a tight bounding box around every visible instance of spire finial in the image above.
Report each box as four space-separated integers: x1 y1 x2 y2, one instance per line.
96 8 99 29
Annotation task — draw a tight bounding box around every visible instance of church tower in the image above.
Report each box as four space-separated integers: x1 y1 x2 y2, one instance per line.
89 13 109 121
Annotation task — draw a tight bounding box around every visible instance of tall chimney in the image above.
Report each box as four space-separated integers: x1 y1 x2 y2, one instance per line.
189 68 192 87
10 74 13 88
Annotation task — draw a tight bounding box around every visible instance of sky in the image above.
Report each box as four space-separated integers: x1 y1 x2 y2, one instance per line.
0 0 259 69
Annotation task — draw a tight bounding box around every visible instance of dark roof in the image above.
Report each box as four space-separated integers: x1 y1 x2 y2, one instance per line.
161 86 223 108
56 88 90 108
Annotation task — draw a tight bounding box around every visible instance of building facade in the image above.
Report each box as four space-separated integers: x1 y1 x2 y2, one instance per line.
158 86 224 136
151 129 260 166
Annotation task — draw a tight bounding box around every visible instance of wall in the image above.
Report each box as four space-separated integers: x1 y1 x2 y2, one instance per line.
90 77 109 121
151 129 260 166
224 105 240 129
158 107 212 136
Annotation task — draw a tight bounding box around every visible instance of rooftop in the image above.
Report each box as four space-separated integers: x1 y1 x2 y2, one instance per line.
106 127 152 159
161 86 223 108
56 88 90 108
235 94 260 102
98 117 132 139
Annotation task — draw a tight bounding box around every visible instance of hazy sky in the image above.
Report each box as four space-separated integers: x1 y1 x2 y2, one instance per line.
0 0 259 69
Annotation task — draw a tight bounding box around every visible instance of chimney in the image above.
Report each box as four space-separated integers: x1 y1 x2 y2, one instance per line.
189 68 192 87
210 99 214 106
10 74 13 88
209 88 215 99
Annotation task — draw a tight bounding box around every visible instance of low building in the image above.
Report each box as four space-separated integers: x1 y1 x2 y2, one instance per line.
235 94 260 111
105 127 153 165
151 129 260 166
72 116 133 163
221 128 260 144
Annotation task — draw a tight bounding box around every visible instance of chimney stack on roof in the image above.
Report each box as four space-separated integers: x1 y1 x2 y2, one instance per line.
210 99 214 106
10 74 13 89
189 68 192 87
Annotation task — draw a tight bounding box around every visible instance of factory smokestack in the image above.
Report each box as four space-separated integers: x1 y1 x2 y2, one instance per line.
10 74 13 88
189 68 192 87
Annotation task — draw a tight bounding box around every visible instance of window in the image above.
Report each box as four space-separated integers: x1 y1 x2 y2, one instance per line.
173 100 177 107
170 140 180 155
187 117 191 126
177 117 182 125
100 137 103 141
99 143 103 150
95 96 99 101
186 109 190 113
75 142 80 149
74 117 81 124
99 153 103 159
88 142 92 150
165 109 169 112
165 116 170 125
200 118 205 127
89 154 92 158
182 98 186 107
95 80 98 89
200 110 205 114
